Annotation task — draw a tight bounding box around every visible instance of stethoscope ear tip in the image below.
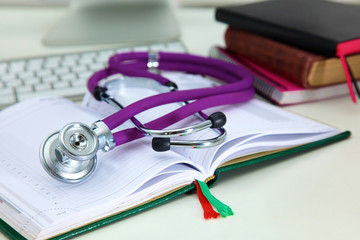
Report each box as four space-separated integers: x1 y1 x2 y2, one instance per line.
208 112 226 129
152 138 171 152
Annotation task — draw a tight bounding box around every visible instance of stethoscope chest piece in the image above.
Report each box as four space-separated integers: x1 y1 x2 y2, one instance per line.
40 123 98 183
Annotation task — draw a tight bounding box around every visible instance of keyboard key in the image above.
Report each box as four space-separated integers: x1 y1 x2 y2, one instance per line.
37 69 52 78
9 61 25 73
18 71 34 80
60 73 76 82
6 79 22 88
89 63 104 71
1 73 16 82
53 81 70 89
54 67 69 75
0 88 13 96
0 93 15 106
62 59 77 67
27 58 43 70
0 89 16 106
71 78 87 87
77 71 92 80
95 55 109 63
34 83 51 91
23 77 40 85
44 61 59 69
71 65 87 73
42 75 58 83
17 86 86 101
79 57 94 65
15 85 33 94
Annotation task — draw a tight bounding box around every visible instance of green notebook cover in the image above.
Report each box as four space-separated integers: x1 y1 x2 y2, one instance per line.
0 131 351 240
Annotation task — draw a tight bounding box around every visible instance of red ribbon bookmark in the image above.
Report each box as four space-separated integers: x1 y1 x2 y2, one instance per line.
195 179 220 219
336 39 360 103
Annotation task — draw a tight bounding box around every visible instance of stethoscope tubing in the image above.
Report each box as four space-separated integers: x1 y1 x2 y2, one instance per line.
103 96 215 138
88 51 255 147
103 80 253 130
112 90 254 146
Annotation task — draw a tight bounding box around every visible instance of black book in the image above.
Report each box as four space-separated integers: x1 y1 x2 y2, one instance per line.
215 0 360 56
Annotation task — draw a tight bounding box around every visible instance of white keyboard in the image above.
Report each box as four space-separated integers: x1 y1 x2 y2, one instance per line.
0 41 186 109
0 0 69 6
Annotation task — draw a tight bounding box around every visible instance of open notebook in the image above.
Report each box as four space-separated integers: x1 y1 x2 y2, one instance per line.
0 73 350 240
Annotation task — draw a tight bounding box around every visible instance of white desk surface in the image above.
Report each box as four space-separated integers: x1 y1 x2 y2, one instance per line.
1 6 360 240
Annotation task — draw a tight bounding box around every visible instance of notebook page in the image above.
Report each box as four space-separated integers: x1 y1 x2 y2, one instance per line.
170 99 340 174
0 97 204 239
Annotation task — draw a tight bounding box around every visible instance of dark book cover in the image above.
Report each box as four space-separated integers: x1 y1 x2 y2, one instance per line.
215 0 360 57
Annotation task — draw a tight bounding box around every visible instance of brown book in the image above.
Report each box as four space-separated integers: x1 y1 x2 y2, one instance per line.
224 27 360 88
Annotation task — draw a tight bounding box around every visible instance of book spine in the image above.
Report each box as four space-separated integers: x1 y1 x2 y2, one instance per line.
224 27 324 88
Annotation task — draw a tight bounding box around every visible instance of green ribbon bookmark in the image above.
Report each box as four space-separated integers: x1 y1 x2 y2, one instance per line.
197 180 234 217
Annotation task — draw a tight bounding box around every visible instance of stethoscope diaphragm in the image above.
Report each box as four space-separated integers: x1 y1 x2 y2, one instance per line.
40 126 98 183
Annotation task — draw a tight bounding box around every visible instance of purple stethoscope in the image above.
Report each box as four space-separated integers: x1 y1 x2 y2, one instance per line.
40 51 255 183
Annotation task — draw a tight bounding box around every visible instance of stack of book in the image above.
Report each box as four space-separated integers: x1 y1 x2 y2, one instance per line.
213 0 360 105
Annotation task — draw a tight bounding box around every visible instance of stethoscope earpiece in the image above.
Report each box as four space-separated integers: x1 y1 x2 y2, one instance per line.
152 138 171 152
207 112 226 129
151 111 227 152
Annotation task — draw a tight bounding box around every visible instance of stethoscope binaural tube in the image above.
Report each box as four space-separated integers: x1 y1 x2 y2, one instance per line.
95 85 229 152
95 84 226 140
40 51 255 183
88 51 254 140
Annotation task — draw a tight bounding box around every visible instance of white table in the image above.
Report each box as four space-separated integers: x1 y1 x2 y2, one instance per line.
1 6 359 240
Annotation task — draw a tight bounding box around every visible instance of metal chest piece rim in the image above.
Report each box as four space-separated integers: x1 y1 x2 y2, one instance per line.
39 123 99 184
